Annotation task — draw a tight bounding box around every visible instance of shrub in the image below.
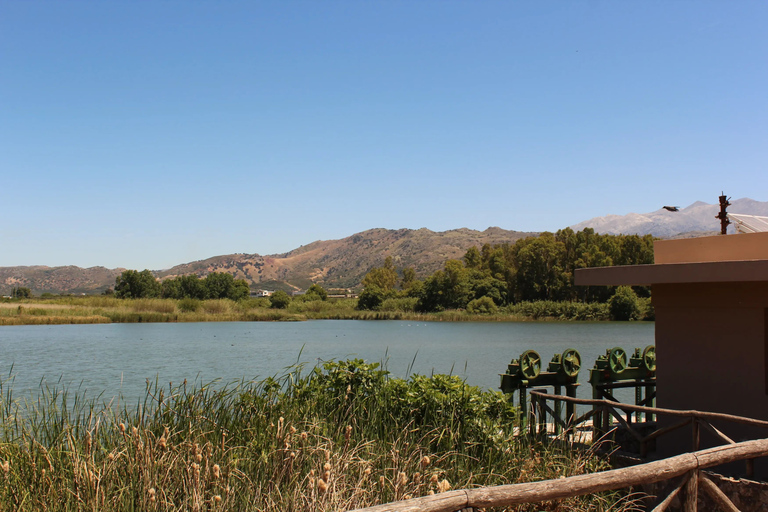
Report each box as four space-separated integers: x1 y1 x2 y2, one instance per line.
609 286 641 321
380 296 418 312
178 297 201 313
466 296 498 315
269 290 291 309
356 285 388 311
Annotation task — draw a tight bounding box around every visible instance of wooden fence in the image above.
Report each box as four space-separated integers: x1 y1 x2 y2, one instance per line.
350 393 768 512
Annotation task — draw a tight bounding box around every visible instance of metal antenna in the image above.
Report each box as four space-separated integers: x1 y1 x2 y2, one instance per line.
716 192 731 235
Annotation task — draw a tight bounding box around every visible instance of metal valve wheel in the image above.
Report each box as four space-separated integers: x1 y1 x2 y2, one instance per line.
561 348 581 377
608 347 627 374
519 349 541 380
642 345 656 372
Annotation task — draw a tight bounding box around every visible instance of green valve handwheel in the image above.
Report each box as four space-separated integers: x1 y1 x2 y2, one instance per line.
608 347 627 374
561 348 581 377
642 345 656 372
519 349 541 380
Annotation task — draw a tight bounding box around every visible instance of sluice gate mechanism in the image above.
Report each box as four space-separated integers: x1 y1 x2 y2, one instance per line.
589 346 656 435
500 348 581 429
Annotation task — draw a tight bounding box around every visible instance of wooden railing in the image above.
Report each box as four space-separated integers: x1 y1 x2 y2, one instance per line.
529 388 768 476
350 393 768 512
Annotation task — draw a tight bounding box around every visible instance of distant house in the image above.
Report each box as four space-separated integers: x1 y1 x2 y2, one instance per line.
251 290 273 298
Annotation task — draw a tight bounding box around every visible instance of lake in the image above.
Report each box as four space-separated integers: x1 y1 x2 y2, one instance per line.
0 320 653 405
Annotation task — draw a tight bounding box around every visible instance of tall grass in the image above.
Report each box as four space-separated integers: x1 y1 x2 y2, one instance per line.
0 361 643 511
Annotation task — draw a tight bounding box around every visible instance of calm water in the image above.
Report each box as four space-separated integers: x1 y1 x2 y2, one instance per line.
0 320 653 405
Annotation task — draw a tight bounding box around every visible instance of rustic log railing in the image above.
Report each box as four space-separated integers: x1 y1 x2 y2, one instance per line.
528 388 768 476
349 438 768 512
350 393 768 512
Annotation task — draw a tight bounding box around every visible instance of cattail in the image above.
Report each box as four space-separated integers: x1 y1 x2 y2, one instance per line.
119 423 126 434
132 426 138 437
364 467 372 476
323 462 331 472
213 495 222 504
148 488 156 503
300 431 308 441
429 474 439 485
195 453 203 463
420 455 430 468
308 477 315 489
324 449 330 461
413 472 421 484
317 478 328 493
2 461 10 475
404 494 412 500
85 432 92 452
398 472 408 487
324 470 330 482
437 479 451 493
345 425 352 440
427 490 435 495
289 426 296 435
213 464 221 479
108 452 116 461
379 475 385 487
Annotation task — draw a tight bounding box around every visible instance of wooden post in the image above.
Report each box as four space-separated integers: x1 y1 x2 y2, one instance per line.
554 385 562 436
682 470 698 512
692 419 700 452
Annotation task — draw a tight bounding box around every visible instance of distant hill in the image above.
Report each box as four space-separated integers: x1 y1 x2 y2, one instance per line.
0 227 535 295
570 198 768 237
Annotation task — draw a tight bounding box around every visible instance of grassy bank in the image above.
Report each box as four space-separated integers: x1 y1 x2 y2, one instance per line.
0 360 642 511
0 296 652 325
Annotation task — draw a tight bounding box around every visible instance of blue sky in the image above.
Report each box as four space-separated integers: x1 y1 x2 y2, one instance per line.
2 1 766 270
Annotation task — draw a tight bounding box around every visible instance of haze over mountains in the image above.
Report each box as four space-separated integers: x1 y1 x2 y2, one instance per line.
2 198 766 295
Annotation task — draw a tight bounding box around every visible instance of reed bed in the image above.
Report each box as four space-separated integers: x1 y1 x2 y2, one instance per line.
0 361 643 511
1 297 646 325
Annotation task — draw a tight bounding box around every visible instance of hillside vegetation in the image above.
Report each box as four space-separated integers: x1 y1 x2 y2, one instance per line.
0 227 535 296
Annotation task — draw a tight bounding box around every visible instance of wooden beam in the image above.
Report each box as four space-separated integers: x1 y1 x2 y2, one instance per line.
699 474 740 512
350 438 768 512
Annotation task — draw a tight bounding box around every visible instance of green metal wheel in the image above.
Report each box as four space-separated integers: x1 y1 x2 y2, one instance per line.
608 347 627 374
561 348 581 377
642 345 656 372
519 350 541 380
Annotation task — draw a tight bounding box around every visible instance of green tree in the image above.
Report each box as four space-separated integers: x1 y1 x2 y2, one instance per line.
305 284 328 301
357 285 387 311
11 287 31 299
270 290 291 309
362 257 398 292
609 286 641 321
400 267 417 290
114 270 161 299
203 272 249 301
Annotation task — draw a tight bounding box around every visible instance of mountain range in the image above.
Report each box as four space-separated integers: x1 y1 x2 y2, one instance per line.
570 198 768 238
2 198 766 295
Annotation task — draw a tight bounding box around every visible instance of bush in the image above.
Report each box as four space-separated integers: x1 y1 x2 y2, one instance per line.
466 296 498 315
609 286 641 321
356 285 387 311
178 297 201 313
380 296 418 312
269 290 291 309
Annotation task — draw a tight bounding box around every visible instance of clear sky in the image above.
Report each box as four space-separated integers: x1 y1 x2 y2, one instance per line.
2 1 766 270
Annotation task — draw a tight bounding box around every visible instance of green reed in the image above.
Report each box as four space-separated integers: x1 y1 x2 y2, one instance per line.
0 360 644 511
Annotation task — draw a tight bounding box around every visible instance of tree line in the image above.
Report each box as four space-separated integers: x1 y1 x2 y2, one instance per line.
113 270 250 301
357 228 654 315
